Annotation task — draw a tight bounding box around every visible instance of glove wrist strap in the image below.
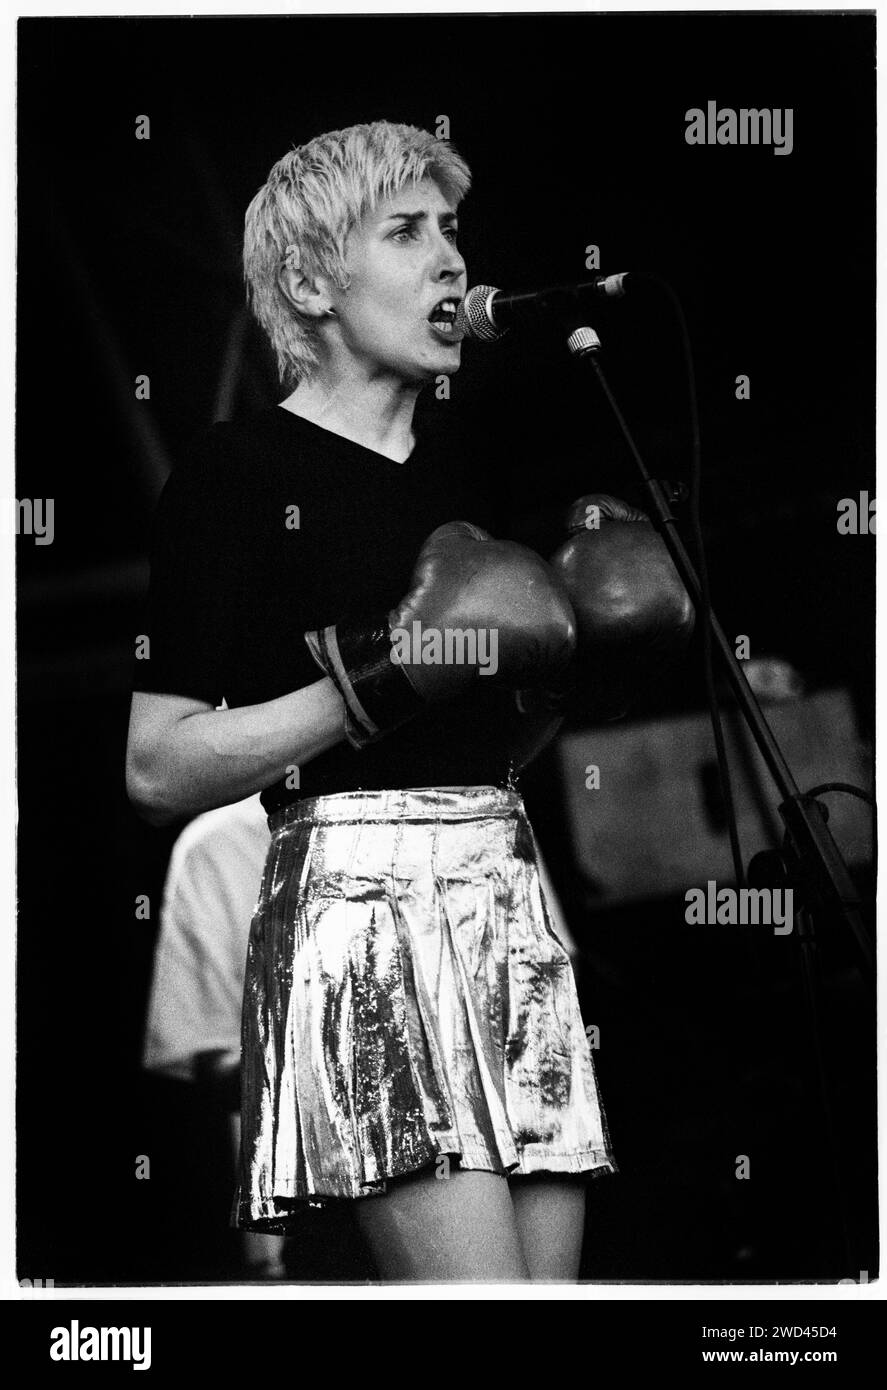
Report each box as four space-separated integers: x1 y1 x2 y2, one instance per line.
305 614 424 749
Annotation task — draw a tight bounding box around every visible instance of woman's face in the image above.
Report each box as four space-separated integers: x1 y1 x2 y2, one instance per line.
331 176 467 384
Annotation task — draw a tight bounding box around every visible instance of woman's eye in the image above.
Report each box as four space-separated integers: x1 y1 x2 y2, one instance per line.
390 224 458 244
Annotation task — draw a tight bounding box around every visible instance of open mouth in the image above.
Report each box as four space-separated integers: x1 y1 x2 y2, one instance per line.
427 297 462 336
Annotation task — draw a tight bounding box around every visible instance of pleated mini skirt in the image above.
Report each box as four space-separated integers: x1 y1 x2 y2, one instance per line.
232 785 616 1233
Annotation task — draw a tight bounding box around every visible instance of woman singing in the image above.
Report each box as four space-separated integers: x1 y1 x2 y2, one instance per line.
126 120 621 1282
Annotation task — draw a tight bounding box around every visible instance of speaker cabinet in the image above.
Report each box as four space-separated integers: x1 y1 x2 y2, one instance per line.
556 688 873 904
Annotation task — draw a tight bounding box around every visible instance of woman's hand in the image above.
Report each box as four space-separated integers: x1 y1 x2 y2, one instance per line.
305 520 577 748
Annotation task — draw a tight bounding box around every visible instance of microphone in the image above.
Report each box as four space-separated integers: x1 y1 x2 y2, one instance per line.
456 273 632 342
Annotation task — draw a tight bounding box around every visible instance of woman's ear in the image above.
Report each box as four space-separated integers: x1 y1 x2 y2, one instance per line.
278 246 335 319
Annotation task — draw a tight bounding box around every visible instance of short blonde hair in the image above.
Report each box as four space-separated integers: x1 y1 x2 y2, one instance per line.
243 120 472 386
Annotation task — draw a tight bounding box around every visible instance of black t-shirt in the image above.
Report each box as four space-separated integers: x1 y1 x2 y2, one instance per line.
133 404 528 815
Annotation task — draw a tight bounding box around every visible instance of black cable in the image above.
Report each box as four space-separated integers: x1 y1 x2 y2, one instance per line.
805 781 875 808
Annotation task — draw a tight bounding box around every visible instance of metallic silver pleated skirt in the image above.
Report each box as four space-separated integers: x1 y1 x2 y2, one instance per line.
232 785 616 1233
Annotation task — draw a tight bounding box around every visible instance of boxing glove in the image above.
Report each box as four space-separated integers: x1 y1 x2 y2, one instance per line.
548 493 695 720
305 520 577 748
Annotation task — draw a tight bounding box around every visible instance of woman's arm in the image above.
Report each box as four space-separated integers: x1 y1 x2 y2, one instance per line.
126 678 345 827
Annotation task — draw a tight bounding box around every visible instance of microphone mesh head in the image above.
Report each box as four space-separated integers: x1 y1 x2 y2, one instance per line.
456 285 504 342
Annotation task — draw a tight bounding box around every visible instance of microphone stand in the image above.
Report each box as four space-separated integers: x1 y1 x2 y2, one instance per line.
562 316 874 1275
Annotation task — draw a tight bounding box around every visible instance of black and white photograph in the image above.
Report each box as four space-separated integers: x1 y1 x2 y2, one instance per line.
9 0 879 1319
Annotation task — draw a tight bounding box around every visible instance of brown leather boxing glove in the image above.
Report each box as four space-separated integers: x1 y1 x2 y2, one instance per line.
306 520 577 748
548 493 696 720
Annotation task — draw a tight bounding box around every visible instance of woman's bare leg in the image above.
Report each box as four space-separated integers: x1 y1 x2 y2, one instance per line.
353 1164 530 1282
509 1175 587 1281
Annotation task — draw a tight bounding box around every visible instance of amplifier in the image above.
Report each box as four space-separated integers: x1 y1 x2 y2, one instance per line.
556 688 873 904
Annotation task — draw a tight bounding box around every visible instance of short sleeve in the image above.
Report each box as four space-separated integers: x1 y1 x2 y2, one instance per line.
132 430 238 705
141 796 270 1081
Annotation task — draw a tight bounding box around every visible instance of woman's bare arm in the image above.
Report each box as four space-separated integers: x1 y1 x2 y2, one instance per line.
126 678 346 827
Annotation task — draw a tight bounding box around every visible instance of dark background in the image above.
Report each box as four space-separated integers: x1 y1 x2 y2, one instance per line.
16 12 876 1283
